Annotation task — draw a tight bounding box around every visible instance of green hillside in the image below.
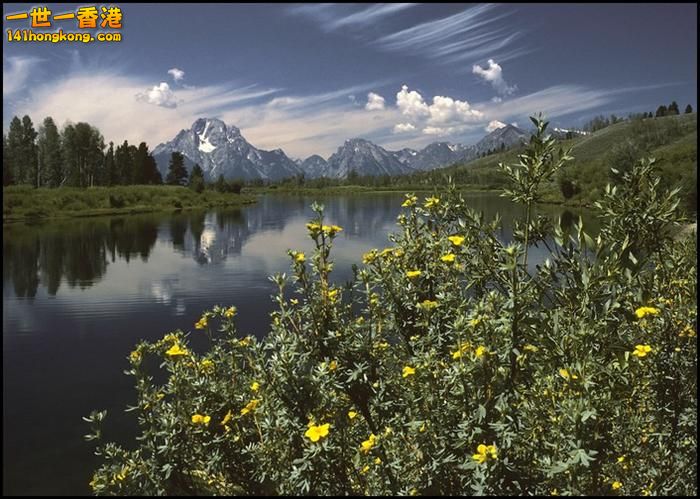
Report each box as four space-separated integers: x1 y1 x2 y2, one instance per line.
411 113 697 213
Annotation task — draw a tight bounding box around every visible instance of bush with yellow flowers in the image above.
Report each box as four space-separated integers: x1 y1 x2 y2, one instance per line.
85 116 696 496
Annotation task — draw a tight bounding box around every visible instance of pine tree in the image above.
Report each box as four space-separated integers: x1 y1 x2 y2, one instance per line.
215 173 226 193
7 116 25 184
166 152 188 185
104 142 116 186
21 115 39 187
2 134 11 186
667 101 680 115
188 163 205 192
655 105 667 118
38 117 62 187
684 104 693 114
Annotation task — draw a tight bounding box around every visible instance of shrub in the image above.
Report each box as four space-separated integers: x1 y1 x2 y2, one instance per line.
85 117 697 496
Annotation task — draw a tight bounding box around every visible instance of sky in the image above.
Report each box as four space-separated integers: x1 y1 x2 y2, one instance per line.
2 3 697 159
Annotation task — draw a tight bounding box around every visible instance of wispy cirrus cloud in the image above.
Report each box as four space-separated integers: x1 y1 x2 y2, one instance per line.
289 3 417 32
3 55 44 97
291 3 527 65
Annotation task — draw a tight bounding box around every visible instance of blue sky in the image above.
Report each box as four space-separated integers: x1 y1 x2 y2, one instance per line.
3 3 697 158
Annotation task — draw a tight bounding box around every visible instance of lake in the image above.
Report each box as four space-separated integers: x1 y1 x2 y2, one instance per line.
2 192 598 496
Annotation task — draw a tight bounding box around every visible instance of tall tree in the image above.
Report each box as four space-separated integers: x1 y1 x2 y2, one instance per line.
37 117 62 187
3 134 12 186
166 152 188 186
189 163 205 192
22 115 39 187
685 104 693 114
104 142 116 186
114 140 133 185
655 105 668 118
667 101 680 115
61 122 105 187
144 153 162 185
7 116 24 184
132 142 150 184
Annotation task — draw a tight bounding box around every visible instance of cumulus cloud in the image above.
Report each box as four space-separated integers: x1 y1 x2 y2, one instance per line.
365 92 385 111
167 67 185 82
485 120 506 132
393 122 416 133
395 85 483 135
396 85 430 119
472 59 516 96
136 82 178 108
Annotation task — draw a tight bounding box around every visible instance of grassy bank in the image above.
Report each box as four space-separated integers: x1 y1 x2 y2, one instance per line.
245 184 500 196
3 185 256 224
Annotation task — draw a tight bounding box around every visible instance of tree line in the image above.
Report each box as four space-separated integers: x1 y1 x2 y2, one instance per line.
2 114 242 193
584 101 693 133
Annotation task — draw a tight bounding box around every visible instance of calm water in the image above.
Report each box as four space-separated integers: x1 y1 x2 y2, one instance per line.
2 192 597 496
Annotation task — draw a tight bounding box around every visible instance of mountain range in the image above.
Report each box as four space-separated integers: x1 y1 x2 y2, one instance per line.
152 118 569 181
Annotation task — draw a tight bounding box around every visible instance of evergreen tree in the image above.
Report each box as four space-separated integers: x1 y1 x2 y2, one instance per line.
114 140 131 185
655 105 668 118
61 122 104 187
166 152 188 186
144 153 162 184
667 101 680 115
214 173 227 193
104 142 116 186
22 115 39 187
3 134 11 186
684 104 693 114
188 164 205 192
37 117 62 187
132 142 150 184
7 116 26 184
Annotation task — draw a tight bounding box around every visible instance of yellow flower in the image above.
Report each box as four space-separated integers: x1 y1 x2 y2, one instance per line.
452 341 470 359
475 346 488 358
191 414 211 425
295 252 305 263
238 336 252 347
472 444 498 464
360 433 377 453
195 316 208 329
448 235 465 246
306 222 321 234
362 249 378 264
419 422 426 433
201 359 215 371
224 306 237 318
250 381 260 392
402 366 416 378
617 455 626 463
348 410 358 420
305 423 330 442
374 457 382 465
402 194 417 207
611 481 622 490
220 410 233 426
329 360 338 371
360 465 370 474
632 344 652 358
240 399 261 415
327 289 339 302
469 317 483 327
440 253 456 263
679 325 696 337
559 368 578 380
129 350 142 363
523 344 539 352
424 196 440 209
419 299 439 311
406 270 422 278
376 341 390 350
635 306 660 319
165 343 189 357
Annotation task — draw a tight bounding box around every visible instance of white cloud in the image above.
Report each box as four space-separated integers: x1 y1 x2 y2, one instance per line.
3 56 43 97
472 59 516 96
393 123 416 133
365 92 386 111
289 4 416 32
167 67 185 82
396 85 430 119
485 120 507 132
491 96 502 103
422 125 468 136
136 82 178 108
428 95 483 124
